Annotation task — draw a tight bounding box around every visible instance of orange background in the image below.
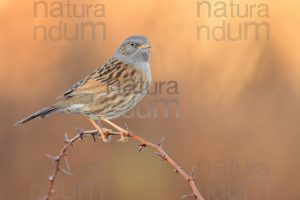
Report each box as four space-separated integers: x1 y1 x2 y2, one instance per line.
1 0 300 199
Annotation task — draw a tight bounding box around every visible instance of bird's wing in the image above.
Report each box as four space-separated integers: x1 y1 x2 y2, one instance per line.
59 58 136 98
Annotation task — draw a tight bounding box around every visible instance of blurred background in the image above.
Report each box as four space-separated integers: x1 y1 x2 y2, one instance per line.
1 0 300 199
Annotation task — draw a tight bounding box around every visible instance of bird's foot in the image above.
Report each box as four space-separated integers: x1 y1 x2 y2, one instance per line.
118 132 129 143
88 118 110 143
99 131 110 143
101 119 129 142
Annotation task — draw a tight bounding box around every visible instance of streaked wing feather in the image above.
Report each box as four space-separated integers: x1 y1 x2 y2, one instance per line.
60 58 133 98
59 74 93 98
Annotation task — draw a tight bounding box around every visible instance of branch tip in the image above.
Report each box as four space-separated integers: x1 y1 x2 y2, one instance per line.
158 137 165 146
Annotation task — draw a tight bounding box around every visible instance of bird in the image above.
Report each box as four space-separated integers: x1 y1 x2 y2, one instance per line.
15 35 152 142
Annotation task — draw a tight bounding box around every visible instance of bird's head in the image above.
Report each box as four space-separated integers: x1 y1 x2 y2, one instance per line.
114 35 151 65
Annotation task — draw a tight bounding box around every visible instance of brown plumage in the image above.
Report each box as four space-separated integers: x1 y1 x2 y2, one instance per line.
16 35 152 142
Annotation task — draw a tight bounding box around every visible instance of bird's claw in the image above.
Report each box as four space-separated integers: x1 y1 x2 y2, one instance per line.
118 133 129 143
101 136 110 143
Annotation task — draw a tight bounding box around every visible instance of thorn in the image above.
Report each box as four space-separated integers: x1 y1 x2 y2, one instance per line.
63 155 71 171
91 133 96 142
79 132 85 140
181 193 197 199
124 122 129 131
64 133 70 144
190 166 196 179
138 144 146 153
154 152 160 157
124 122 131 136
46 154 59 162
74 127 81 133
74 127 85 140
154 152 167 161
175 166 183 174
48 175 54 182
157 137 165 146
59 167 73 176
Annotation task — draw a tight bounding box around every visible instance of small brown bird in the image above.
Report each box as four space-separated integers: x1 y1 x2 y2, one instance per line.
16 35 152 142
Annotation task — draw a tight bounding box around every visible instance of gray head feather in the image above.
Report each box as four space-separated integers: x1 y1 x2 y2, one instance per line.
114 35 151 67
114 35 152 83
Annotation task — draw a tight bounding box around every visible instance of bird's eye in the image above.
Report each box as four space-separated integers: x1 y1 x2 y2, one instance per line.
129 42 136 47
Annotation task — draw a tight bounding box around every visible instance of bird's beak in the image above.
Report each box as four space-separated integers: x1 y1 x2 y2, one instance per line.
139 43 151 49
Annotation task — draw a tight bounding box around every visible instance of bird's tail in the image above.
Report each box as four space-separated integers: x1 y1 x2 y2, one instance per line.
15 104 63 125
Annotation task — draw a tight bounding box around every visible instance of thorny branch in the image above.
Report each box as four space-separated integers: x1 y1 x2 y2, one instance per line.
41 126 206 200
